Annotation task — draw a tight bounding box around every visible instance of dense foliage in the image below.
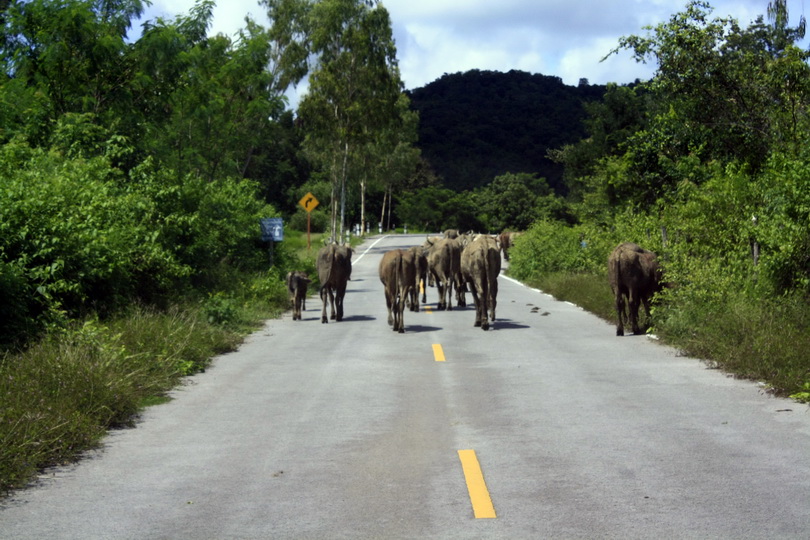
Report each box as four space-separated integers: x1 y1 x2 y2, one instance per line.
408 69 606 193
506 1 810 399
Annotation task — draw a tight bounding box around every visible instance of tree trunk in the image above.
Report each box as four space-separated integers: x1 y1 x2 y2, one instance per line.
380 189 387 232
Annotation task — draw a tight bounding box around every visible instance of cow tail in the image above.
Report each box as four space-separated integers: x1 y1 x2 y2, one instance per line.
395 251 403 302
482 245 491 299
323 244 335 287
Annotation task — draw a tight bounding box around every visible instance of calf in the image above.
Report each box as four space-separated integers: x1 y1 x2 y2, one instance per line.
286 271 311 321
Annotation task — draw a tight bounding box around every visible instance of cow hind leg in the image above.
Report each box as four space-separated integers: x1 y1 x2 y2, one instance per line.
628 292 641 335
469 288 482 327
397 293 405 333
321 288 329 324
480 283 490 331
641 296 652 329
614 290 625 336
335 290 344 321
328 288 337 321
385 289 394 326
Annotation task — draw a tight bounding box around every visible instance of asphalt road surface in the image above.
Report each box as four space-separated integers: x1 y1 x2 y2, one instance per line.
2 234 809 539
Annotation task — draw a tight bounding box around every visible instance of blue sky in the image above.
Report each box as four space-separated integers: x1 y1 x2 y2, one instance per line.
136 0 808 99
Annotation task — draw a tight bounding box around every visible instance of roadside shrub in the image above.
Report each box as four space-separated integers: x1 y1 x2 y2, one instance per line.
755 153 810 294
0 145 184 334
508 220 591 280
0 261 32 346
288 208 328 233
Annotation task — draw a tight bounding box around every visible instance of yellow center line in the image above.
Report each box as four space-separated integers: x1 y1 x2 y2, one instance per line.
432 344 445 362
458 449 497 519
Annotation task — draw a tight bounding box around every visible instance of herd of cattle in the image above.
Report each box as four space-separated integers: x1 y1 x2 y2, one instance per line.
286 231 664 336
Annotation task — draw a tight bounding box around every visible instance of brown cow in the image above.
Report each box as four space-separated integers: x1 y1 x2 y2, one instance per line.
608 242 662 336
461 235 501 330
286 271 311 321
379 249 417 333
316 243 353 323
498 231 523 261
423 237 459 310
407 245 428 311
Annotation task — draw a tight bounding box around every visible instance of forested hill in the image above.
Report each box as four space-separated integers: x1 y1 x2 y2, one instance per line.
407 69 606 193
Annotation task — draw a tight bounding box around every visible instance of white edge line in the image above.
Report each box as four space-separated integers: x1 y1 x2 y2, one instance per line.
352 235 388 264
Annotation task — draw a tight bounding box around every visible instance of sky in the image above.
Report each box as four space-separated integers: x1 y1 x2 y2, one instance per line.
137 0 808 102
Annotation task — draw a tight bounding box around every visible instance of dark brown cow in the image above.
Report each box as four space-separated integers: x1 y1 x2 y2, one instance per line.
316 243 353 323
608 242 662 336
423 237 459 310
407 245 428 311
498 231 523 261
286 271 311 321
379 249 417 333
461 235 501 330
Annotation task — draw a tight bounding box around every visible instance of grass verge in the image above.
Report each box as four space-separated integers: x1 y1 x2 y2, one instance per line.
0 265 290 495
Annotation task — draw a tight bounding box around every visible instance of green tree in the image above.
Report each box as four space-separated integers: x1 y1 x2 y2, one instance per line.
0 0 148 146
132 2 289 181
395 186 481 232
363 93 420 233
549 83 647 207
298 0 402 241
478 172 561 232
610 0 809 179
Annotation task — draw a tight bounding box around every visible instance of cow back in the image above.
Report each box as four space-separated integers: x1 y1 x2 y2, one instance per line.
317 244 353 287
608 242 660 296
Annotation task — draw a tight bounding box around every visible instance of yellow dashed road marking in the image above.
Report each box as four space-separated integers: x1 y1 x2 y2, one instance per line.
432 344 445 362
458 450 497 519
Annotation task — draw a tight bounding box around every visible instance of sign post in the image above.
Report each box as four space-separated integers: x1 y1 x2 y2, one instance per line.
260 217 284 267
298 192 320 250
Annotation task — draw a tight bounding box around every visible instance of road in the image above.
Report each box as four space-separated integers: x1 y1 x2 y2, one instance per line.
2 234 809 539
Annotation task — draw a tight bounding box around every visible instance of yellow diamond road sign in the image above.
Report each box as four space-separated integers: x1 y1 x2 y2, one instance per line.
299 192 319 213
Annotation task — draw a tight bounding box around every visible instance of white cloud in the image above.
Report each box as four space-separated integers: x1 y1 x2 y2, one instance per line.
136 0 810 94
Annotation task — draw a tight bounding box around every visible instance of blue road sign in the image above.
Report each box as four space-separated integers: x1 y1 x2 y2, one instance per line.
260 218 283 242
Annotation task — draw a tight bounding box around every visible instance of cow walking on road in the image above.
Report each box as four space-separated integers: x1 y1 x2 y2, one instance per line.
286 271 311 321
461 235 501 330
407 245 428 311
608 242 663 336
317 244 353 324
424 237 460 311
379 249 417 333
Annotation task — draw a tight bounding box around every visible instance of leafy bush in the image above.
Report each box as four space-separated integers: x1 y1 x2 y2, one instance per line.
0 144 184 334
128 159 278 278
288 208 329 233
508 220 592 280
0 143 280 346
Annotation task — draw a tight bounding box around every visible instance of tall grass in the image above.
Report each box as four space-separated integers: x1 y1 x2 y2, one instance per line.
0 228 323 495
0 263 296 495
